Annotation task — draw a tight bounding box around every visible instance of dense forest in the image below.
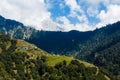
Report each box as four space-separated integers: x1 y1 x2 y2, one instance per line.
27 22 120 78
76 22 120 78
0 34 115 80
0 16 120 79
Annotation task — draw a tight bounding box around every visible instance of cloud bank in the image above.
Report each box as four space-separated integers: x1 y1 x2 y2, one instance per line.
0 0 58 30
0 0 120 31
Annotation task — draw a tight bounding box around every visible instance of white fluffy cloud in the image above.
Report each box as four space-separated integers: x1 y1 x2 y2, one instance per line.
0 0 120 31
63 0 92 31
57 16 74 31
96 5 120 28
0 0 58 30
80 0 120 28
65 0 84 17
65 0 82 12
56 16 93 31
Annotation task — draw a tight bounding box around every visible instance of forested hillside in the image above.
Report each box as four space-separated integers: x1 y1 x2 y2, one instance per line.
0 34 113 80
27 22 120 78
76 22 120 78
26 22 120 78
0 15 120 79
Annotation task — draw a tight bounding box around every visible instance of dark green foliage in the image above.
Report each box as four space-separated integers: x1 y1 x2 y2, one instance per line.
41 55 47 62
27 30 93 55
28 22 120 78
0 15 120 79
0 34 111 80
37 60 108 80
0 15 120 78
26 22 120 78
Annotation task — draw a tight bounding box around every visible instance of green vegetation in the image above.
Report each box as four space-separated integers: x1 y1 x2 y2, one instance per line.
26 22 120 79
75 22 120 79
0 34 112 80
46 55 94 67
0 15 120 79
46 55 74 66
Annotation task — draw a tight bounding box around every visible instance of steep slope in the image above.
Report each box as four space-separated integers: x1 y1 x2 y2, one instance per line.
0 15 93 55
75 22 120 78
0 15 120 79
27 30 93 55
0 34 113 80
0 16 36 39
27 22 120 56
27 22 120 78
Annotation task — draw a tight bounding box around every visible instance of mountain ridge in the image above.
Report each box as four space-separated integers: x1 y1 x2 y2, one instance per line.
0 16 120 79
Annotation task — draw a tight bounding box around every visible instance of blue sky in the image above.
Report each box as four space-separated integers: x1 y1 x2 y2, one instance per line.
0 0 120 31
